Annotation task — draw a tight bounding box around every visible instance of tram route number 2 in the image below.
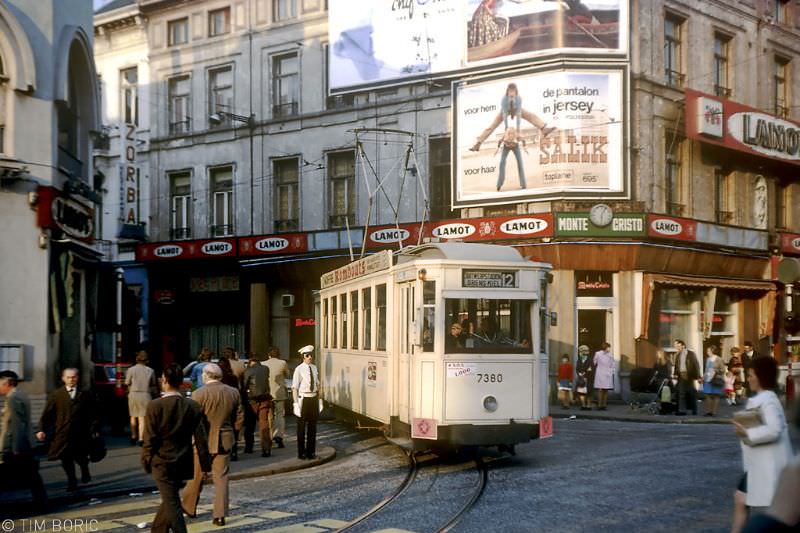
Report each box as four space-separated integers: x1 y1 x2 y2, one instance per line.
476 373 503 383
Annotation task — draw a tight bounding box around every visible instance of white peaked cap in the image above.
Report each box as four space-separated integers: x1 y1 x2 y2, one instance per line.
298 345 315 355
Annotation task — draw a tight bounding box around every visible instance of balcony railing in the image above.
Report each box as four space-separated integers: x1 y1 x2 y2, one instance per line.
171 227 191 240
665 69 685 88
272 102 298 118
714 85 731 98
274 219 299 232
169 118 192 136
210 224 233 237
667 202 685 216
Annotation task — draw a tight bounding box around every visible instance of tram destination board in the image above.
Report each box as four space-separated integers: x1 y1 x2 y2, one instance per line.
462 269 517 288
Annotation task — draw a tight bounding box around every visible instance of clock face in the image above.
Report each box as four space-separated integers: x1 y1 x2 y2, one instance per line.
590 204 613 227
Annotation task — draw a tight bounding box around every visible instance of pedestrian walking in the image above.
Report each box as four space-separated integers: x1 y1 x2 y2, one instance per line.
141 364 211 533
125 350 158 446
217 358 243 461
575 345 592 410
293 345 322 460
36 368 100 492
728 348 745 405
741 341 761 397
730 356 793 533
672 339 701 415
186 348 212 391
557 354 573 409
702 345 725 416
244 354 273 458
181 364 240 527
221 346 245 385
592 342 615 410
264 346 291 449
0 370 46 509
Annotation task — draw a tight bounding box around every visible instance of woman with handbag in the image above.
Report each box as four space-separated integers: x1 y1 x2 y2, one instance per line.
730 356 794 533
702 345 725 416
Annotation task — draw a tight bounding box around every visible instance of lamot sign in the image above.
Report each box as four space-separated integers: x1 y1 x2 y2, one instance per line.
646 214 697 242
136 238 237 260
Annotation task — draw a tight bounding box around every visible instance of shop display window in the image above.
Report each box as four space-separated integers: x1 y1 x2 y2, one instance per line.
657 288 697 353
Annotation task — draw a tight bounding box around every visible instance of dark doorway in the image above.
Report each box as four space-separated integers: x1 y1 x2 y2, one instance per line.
578 309 607 355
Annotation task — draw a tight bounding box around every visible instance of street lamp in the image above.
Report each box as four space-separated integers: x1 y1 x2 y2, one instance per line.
208 111 256 234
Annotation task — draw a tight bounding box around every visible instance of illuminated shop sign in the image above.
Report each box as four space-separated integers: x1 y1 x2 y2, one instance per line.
686 89 800 166
453 67 626 207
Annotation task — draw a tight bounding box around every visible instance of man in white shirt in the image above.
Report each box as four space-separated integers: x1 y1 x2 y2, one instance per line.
292 345 322 460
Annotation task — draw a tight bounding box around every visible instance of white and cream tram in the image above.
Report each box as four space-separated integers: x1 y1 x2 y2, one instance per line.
317 242 552 451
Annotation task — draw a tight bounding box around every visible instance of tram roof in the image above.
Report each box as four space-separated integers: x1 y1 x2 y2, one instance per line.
396 242 525 264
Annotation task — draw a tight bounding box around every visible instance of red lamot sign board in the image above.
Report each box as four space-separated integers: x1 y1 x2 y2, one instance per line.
782 233 800 256
428 214 554 242
136 238 237 261
239 233 308 256
646 214 697 242
685 89 800 166
36 186 95 243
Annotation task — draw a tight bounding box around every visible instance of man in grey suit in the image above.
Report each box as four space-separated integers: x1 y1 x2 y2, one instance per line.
142 364 210 533
673 339 701 416
181 363 240 527
0 370 46 509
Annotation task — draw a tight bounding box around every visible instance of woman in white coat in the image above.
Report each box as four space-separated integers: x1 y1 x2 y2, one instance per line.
592 342 615 410
731 356 794 533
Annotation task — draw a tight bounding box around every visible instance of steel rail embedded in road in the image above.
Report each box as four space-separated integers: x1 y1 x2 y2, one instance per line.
437 457 489 533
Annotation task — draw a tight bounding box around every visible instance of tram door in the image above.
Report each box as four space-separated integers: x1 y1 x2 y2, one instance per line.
398 282 415 424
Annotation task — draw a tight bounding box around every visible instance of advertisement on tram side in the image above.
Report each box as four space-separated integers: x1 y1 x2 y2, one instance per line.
453 66 626 207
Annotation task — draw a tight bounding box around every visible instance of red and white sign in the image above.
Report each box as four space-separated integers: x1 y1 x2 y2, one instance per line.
539 415 554 439
647 214 697 242
411 417 438 440
365 223 422 249
36 186 95 243
686 89 800 166
239 233 308 256
136 238 237 261
429 214 554 242
782 233 800 256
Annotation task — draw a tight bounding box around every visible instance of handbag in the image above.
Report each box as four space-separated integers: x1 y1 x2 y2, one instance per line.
88 434 107 463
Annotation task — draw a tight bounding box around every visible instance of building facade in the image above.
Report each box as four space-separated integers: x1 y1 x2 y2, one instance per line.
1 0 100 414
92 0 800 395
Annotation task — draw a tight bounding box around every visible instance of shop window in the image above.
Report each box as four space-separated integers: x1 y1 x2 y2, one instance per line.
328 150 355 228
168 18 189 46
657 288 698 354
350 291 359 349
208 7 230 37
376 284 387 351
714 167 732 224
273 157 299 231
664 14 685 88
340 293 348 349
422 281 436 352
272 52 298 117
168 75 191 135
665 135 685 216
210 166 233 236
208 66 233 128
362 287 372 350
170 171 192 240
120 67 138 126
710 292 736 337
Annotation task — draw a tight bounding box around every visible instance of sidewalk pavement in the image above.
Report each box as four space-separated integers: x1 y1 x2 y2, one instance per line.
1 431 335 517
548 396 743 424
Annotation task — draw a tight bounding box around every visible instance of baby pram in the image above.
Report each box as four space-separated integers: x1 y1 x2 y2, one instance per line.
629 367 676 415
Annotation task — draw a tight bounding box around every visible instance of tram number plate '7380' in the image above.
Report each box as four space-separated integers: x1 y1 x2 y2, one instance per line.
476 373 504 383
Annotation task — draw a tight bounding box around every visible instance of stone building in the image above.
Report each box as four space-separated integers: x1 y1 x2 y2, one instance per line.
91 0 800 394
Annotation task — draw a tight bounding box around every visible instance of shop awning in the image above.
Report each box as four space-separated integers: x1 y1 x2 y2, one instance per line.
639 273 776 339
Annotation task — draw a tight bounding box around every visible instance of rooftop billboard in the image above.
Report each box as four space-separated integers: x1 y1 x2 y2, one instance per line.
328 0 627 92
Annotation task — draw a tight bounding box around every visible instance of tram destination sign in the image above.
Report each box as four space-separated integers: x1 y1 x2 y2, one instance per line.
462 269 518 289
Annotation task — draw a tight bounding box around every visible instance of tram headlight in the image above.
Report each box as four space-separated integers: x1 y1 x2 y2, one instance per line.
483 395 498 412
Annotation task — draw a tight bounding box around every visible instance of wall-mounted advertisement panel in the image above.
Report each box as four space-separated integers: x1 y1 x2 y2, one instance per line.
328 0 628 92
453 66 626 207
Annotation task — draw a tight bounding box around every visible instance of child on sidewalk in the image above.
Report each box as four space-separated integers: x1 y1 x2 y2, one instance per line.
557 354 574 409
723 370 736 405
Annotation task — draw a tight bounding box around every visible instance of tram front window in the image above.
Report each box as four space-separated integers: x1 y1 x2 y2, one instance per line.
445 298 532 354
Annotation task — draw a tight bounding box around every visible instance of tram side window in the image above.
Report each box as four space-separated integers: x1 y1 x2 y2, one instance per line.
341 293 348 349
376 284 387 351
351 291 359 349
362 287 372 350
332 296 338 348
322 298 328 348
444 298 532 354
422 280 435 352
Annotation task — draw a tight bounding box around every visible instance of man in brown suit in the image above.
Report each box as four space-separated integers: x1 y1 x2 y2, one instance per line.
36 368 99 491
142 364 210 533
181 363 240 526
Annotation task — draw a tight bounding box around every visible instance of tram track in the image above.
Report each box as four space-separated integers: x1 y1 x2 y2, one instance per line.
335 451 491 533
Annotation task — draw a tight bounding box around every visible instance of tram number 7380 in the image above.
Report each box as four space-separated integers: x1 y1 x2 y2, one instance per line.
476 373 504 383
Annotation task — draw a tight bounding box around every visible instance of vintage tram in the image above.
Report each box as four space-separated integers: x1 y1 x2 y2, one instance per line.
317 242 552 451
